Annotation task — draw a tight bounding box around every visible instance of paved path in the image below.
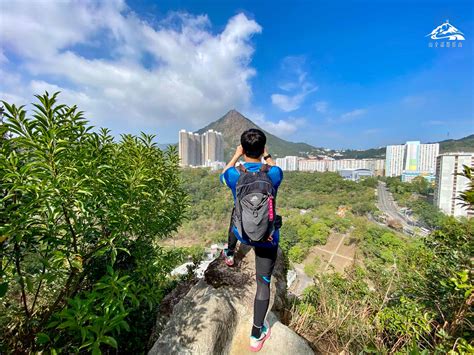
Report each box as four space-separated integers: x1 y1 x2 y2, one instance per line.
377 181 414 232
290 263 313 296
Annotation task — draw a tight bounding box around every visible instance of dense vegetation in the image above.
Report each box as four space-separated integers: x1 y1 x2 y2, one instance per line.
0 93 188 353
291 217 473 353
174 169 378 253
439 134 474 153
338 147 386 160
177 167 472 353
290 173 473 353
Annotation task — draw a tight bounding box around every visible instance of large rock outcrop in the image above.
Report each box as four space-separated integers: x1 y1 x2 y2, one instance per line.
148 244 314 355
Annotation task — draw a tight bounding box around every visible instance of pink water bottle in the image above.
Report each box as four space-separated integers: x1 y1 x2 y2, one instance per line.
268 195 274 222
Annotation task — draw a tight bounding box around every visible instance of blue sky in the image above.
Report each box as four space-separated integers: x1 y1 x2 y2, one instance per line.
1 0 473 149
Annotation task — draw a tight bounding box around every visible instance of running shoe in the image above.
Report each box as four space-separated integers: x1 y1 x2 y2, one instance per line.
249 320 271 352
222 248 234 266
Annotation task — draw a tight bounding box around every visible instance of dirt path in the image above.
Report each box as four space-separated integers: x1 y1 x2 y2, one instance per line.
323 233 350 272
289 233 357 296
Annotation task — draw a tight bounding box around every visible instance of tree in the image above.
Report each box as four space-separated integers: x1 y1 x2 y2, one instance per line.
289 244 306 263
457 165 474 209
0 93 187 353
411 175 432 196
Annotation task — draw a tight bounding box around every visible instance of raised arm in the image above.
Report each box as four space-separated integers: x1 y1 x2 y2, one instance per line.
222 145 244 174
263 146 275 166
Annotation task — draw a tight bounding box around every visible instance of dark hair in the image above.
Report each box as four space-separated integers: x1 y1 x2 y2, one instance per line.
241 129 266 159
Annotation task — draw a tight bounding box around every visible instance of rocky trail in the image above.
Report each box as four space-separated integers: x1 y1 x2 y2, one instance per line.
148 245 314 354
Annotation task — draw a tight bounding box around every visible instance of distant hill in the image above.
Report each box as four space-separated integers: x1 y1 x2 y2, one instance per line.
438 134 474 153
335 134 474 159
337 147 386 160
195 109 320 158
185 109 473 160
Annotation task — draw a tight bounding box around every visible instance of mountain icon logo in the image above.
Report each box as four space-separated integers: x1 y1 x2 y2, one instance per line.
426 20 465 40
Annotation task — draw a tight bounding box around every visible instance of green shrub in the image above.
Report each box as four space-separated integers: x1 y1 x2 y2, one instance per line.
289 244 306 263
303 256 321 277
0 93 187 353
298 222 330 247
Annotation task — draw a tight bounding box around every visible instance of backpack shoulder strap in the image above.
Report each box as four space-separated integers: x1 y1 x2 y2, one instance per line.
260 164 271 173
237 164 247 173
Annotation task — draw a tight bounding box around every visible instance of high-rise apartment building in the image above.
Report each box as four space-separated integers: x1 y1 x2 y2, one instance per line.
201 129 224 164
385 141 439 180
404 141 420 171
295 157 384 174
178 130 189 166
385 144 405 177
178 129 224 167
276 156 299 171
434 153 474 218
419 143 439 173
275 158 286 170
298 159 327 172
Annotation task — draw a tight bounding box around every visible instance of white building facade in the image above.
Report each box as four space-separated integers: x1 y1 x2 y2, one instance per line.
298 159 327 172
385 144 405 177
178 129 224 167
434 153 474 218
385 141 439 180
276 156 299 171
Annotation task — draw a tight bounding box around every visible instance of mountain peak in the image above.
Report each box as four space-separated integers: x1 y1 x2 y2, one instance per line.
195 110 316 159
221 109 248 121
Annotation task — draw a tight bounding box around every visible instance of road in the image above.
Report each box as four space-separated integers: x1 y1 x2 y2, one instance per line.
377 181 415 233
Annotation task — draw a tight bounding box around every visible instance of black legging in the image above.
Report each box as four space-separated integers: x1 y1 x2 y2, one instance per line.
227 213 278 336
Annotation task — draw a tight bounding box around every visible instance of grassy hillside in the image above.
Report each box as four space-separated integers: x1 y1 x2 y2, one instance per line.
439 133 474 153
337 147 386 159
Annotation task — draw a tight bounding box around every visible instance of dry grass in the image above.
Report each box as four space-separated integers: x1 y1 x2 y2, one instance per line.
288 268 391 354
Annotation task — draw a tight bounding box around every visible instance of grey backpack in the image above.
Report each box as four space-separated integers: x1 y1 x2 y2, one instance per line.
233 164 276 242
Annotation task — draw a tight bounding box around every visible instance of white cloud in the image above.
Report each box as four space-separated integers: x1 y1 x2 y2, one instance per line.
326 108 368 124
0 1 262 139
271 56 317 112
340 108 367 119
271 93 307 112
253 114 306 136
0 49 7 64
314 100 328 113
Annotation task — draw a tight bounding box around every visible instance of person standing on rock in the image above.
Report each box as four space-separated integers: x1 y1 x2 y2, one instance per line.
220 128 283 352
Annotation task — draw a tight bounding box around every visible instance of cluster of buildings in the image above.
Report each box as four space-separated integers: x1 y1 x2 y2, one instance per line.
385 141 439 182
178 129 225 169
384 141 473 217
275 141 473 218
178 127 472 218
275 156 385 177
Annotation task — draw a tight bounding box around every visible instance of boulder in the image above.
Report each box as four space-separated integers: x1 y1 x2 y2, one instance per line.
148 244 314 355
